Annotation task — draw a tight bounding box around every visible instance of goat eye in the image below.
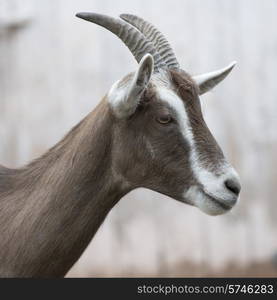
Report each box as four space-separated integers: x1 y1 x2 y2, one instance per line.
156 114 172 124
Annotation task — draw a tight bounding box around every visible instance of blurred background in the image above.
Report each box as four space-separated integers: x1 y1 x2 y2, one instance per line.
1 0 277 277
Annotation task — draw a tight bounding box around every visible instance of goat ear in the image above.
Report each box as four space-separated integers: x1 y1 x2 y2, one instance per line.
193 61 236 95
109 54 154 118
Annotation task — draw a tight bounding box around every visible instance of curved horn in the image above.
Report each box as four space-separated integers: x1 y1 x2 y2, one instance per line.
120 14 179 70
76 12 166 71
193 61 237 95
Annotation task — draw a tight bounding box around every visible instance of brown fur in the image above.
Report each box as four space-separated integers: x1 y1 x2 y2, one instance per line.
170 70 225 173
0 100 130 277
0 69 225 277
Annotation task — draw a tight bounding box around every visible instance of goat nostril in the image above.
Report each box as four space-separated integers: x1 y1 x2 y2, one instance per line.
224 179 241 196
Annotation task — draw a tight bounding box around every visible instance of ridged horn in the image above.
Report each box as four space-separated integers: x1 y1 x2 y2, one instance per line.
120 14 179 70
76 12 166 72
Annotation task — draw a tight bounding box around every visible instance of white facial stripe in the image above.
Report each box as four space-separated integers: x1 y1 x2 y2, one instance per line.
156 87 208 188
156 86 203 176
156 85 239 203
156 87 195 151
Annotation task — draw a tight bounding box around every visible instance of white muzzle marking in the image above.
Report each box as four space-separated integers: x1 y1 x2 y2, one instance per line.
156 83 240 215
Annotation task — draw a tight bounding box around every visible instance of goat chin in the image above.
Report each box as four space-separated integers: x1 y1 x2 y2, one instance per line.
184 185 236 216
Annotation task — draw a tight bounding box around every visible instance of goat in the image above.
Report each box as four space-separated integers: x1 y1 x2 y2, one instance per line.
0 13 241 277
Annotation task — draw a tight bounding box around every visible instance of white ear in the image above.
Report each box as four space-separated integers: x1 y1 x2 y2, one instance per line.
193 61 236 95
108 54 154 118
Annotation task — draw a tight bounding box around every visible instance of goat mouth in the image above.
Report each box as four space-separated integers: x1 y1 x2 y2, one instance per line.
201 190 233 211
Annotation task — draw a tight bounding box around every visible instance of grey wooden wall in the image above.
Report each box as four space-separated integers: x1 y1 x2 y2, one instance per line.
0 0 277 276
